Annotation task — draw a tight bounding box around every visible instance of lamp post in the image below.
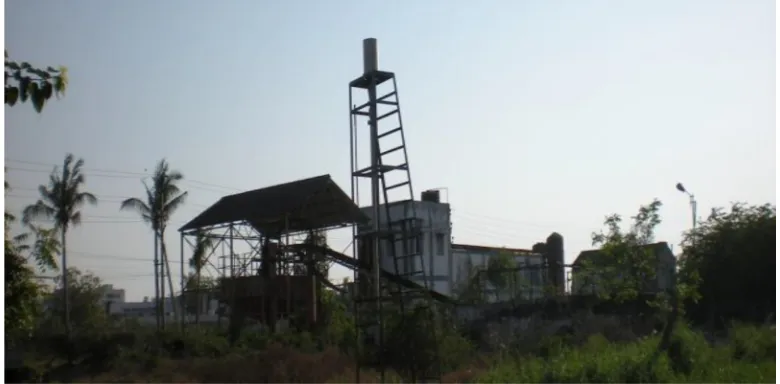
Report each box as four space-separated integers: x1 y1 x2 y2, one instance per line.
677 182 714 331
675 182 697 232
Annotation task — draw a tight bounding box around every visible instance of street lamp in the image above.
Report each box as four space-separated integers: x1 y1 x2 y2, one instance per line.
675 182 697 231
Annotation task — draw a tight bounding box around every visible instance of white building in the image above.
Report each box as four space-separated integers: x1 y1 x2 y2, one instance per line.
100 284 126 314
358 191 557 302
451 244 546 301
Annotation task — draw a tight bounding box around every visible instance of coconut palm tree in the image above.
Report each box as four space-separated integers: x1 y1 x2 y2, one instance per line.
120 159 187 328
22 153 98 332
189 229 214 324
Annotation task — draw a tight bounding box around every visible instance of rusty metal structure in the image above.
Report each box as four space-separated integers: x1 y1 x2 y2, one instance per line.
178 175 368 330
349 38 444 383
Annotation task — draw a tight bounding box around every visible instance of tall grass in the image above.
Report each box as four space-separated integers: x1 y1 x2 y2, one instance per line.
476 323 775 383
12 322 774 383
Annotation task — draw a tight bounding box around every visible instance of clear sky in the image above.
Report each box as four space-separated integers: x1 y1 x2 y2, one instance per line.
5 0 775 301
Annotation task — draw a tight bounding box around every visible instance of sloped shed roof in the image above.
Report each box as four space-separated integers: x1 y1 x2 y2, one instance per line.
572 242 672 266
179 175 368 234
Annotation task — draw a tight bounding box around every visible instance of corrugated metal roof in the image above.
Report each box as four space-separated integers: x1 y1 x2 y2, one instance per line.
178 174 368 234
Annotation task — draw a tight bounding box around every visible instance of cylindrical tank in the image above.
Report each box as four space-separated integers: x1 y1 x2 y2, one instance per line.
363 38 378 74
545 232 565 295
421 189 441 203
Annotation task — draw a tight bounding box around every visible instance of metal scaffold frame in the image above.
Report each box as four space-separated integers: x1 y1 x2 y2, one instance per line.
177 175 369 331
349 38 443 383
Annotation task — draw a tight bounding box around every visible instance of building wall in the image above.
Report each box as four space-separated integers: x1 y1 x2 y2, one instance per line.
357 199 551 300
100 284 126 314
358 200 453 295
451 245 546 302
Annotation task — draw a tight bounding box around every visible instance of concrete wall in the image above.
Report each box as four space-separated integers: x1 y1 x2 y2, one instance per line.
357 199 554 300
451 245 546 302
358 200 453 295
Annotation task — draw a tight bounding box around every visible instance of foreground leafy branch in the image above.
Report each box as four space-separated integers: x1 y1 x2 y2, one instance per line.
5 51 68 113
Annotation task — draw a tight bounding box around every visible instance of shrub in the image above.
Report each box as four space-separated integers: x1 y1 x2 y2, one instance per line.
476 323 775 383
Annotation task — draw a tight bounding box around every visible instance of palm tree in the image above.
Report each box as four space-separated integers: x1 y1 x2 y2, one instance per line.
189 229 214 324
120 159 187 328
22 153 98 332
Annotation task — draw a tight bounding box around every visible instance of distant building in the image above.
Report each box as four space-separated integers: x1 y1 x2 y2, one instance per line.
100 284 126 314
46 283 219 325
570 241 676 296
451 244 545 301
45 283 126 315
357 190 566 301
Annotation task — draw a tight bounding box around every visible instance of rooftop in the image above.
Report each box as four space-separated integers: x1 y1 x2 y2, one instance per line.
572 241 672 266
452 243 540 256
179 175 369 235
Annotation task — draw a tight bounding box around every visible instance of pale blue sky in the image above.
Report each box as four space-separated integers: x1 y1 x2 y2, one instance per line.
5 0 775 301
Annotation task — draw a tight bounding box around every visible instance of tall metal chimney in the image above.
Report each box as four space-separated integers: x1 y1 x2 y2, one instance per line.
363 38 378 74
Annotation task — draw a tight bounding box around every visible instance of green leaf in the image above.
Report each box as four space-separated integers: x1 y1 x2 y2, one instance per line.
6 61 20 70
41 82 53 100
28 83 43 113
54 72 68 97
20 62 31 70
6 87 18 106
18 77 30 102
36 69 51 79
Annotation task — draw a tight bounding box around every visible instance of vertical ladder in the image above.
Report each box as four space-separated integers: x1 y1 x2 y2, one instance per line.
349 70 442 383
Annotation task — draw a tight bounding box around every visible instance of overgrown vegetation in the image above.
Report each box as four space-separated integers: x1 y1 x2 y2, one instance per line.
477 323 775 383
6 199 775 383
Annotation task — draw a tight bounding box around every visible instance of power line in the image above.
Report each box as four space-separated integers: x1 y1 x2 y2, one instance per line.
68 250 183 264
5 191 211 210
452 209 580 231
6 158 242 192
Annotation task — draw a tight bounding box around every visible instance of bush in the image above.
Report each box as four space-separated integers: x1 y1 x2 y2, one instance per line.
14 307 774 383
476 323 775 383
729 322 775 362
381 304 473 379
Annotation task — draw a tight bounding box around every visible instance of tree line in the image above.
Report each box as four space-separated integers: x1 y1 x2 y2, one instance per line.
454 198 775 332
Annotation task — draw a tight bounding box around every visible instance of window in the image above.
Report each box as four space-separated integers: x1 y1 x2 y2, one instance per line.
435 233 445 256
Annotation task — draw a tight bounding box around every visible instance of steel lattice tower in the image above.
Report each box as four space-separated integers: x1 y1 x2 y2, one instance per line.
349 38 442 383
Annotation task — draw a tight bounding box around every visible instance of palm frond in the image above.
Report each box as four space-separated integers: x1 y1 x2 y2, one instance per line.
162 192 188 221
22 154 98 232
13 232 30 242
190 230 215 272
5 211 16 225
75 191 98 206
22 201 57 226
38 185 58 207
166 170 185 182
69 211 82 226
120 197 152 216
